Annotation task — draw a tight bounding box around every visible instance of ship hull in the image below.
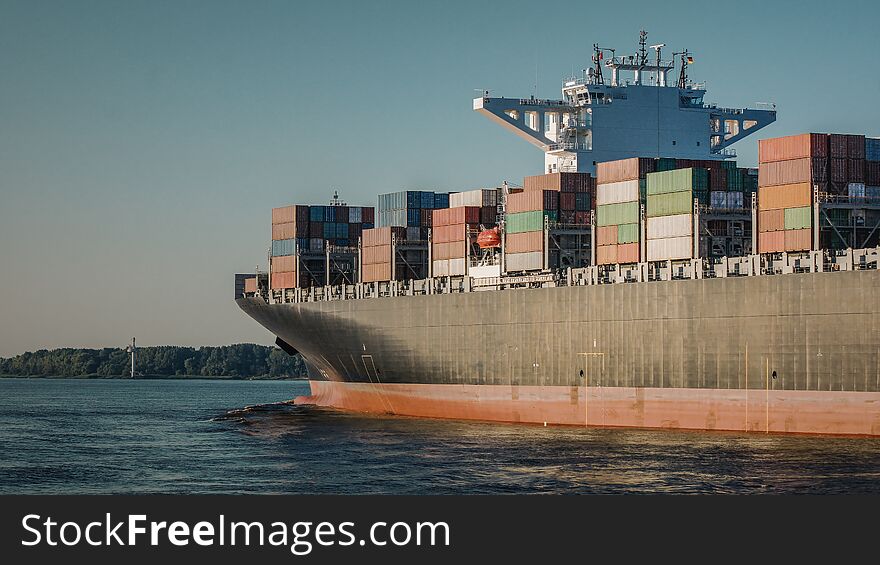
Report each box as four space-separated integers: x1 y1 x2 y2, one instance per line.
237 270 880 436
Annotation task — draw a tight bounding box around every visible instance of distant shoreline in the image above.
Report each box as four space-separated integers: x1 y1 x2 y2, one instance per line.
0 374 307 381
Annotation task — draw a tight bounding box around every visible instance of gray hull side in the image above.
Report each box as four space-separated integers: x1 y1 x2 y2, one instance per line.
237 270 880 393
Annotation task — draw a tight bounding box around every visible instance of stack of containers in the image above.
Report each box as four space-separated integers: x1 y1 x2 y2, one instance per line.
595 158 654 265
757 133 828 253
645 168 708 261
306 205 375 251
361 227 406 283
377 191 450 240
523 173 594 225
449 189 498 227
504 190 558 271
431 207 482 276
708 161 747 210
270 206 308 290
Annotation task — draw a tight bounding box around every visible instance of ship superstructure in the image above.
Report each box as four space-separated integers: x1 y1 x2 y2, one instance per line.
474 31 776 174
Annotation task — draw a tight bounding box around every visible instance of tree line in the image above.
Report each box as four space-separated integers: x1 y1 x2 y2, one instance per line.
0 344 308 379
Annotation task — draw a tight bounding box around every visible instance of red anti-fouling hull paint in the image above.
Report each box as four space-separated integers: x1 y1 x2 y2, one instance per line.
297 381 880 436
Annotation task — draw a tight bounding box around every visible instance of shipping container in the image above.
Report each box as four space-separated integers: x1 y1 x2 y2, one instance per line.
784 228 812 252
574 211 591 225
434 193 450 209
867 138 880 161
848 159 865 183
758 231 785 254
595 225 617 246
616 223 639 244
783 206 812 230
362 226 406 247
617 242 639 263
596 244 618 265
758 209 785 232
243 277 258 294
647 213 692 240
505 231 544 254
432 240 467 260
309 222 323 238
270 271 297 290
575 192 591 211
596 201 639 226
646 168 709 195
362 207 375 224
272 221 307 240
596 157 655 184
348 207 362 223
272 205 309 225
728 192 744 209
758 183 812 210
432 206 481 227
421 192 435 210
480 206 497 225
830 158 848 183
362 262 392 283
362 245 391 265
830 134 848 159
758 133 827 163
758 158 813 187
431 259 449 277
646 191 693 217
432 224 466 244
505 210 556 233
271 255 296 273
596 179 639 205
847 134 866 159
271 238 295 257
710 191 727 209
524 172 593 193
506 190 559 214
449 189 497 208
647 236 693 262
504 251 543 271
866 161 880 185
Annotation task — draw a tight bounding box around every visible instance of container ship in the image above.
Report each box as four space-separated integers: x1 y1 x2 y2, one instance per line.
236 33 880 436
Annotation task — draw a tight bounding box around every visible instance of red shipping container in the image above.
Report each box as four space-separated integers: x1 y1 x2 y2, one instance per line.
617 242 639 263
432 224 466 244
271 255 296 273
362 245 391 265
830 134 848 158
432 206 480 227
506 190 558 213
431 240 467 260
480 206 497 225
596 244 618 265
309 222 323 238
848 159 865 183
597 225 618 246
847 134 865 159
811 157 828 183
244 277 258 293
362 263 392 283
866 161 880 185
758 158 813 187
830 158 848 183
758 209 785 232
505 232 543 253
758 231 785 254
420 210 433 227
709 169 727 190
362 226 406 247
758 133 828 163
597 158 655 184
362 207 375 224
270 271 296 290
560 192 576 211
784 228 812 252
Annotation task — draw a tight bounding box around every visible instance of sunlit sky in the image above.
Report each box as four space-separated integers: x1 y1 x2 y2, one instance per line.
1 0 878 356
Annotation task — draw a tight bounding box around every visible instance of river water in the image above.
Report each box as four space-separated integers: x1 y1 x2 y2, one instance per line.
2 378 879 494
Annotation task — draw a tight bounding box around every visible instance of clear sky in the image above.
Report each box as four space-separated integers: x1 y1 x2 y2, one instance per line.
1 0 878 357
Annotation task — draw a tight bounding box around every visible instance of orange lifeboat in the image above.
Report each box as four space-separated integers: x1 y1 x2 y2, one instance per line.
476 227 501 249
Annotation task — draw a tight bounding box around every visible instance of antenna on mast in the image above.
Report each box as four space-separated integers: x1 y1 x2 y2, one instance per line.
592 43 605 85
674 49 693 88
638 30 648 66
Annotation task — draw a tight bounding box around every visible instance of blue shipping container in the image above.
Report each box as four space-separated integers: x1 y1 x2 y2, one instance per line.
323 223 335 239
407 208 421 227
271 239 295 257
420 191 434 209
434 193 449 208
867 138 880 161
309 207 325 222
336 223 349 238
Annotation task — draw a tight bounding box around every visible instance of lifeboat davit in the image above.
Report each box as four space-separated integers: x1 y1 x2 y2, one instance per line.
476 227 501 249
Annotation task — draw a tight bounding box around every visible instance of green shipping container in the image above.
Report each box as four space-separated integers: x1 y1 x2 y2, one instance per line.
639 178 647 202
656 158 677 172
784 206 812 230
647 191 694 217
596 202 639 227
617 223 639 244
727 168 744 191
646 168 709 196
721 160 738 170
506 210 556 233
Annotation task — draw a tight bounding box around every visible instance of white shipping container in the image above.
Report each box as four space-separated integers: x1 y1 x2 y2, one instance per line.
504 251 543 272
710 191 727 208
596 179 639 205
848 183 866 198
647 236 694 262
448 258 467 276
469 264 502 278
647 213 692 240
349 207 362 223
432 259 449 277
728 192 744 209
449 189 497 208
